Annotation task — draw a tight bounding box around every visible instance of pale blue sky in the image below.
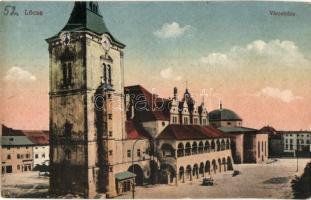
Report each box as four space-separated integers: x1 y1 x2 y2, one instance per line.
1 1 311 73
1 1 311 130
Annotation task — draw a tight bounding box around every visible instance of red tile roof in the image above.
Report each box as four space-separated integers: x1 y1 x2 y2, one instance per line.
1 125 49 145
125 85 170 122
157 124 232 140
125 120 150 140
22 131 49 145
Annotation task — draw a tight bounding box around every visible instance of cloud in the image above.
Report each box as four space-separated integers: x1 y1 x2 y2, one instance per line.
199 53 228 66
4 66 36 82
256 87 302 103
160 67 182 81
199 39 310 68
154 22 191 39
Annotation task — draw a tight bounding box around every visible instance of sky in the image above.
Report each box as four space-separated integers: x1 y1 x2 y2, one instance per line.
0 1 311 131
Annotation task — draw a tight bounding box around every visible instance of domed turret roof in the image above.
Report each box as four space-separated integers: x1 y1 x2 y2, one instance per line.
209 108 242 121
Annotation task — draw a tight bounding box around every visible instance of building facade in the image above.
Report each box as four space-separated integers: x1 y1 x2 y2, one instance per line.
1 136 34 174
125 85 234 185
209 106 269 163
47 2 151 198
281 131 311 155
1 125 50 173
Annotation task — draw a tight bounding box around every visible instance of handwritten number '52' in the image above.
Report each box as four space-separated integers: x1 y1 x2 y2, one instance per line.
4 5 18 16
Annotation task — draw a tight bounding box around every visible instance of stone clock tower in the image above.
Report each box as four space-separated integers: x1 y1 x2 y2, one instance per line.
46 2 125 198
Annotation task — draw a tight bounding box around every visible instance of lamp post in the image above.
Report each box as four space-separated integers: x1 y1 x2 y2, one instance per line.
131 139 140 199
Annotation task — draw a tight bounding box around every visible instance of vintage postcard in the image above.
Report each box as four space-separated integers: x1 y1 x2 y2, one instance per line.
1 1 311 199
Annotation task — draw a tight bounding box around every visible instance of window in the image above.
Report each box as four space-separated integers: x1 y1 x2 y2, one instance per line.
127 150 131 158
65 150 71 161
109 166 113 172
21 155 24 159
26 154 30 159
172 116 178 124
202 119 206 125
103 63 107 83
184 117 188 125
137 149 141 157
265 142 267 156
42 154 45 158
109 131 112 137
35 147 38 149
162 121 165 126
107 65 112 85
62 62 73 87
17 165 20 170
7 155 11 160
258 142 260 158
17 154 20 159
35 154 38 159
108 114 112 120
109 150 113 156
227 122 231 125
26 147 28 149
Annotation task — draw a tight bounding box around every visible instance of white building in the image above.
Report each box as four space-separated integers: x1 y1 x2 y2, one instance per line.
281 131 311 153
23 130 50 167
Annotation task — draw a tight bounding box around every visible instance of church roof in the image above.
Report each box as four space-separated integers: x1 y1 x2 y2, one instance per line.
157 124 232 140
209 108 242 121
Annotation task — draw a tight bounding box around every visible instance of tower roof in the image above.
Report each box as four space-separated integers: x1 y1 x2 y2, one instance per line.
209 108 242 121
48 2 125 47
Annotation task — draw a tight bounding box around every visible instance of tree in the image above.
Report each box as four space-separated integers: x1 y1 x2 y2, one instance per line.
291 161 311 199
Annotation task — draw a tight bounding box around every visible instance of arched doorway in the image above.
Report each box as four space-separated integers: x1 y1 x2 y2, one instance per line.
161 143 175 158
150 160 159 184
216 140 221 151
128 164 144 186
205 161 211 174
198 141 204 154
160 164 176 184
204 141 210 152
211 140 215 152
177 143 184 157
186 165 192 180
192 142 198 155
199 162 204 177
218 158 222 172
193 164 199 179
222 157 227 171
212 159 217 173
227 156 233 170
179 166 185 182
185 142 191 156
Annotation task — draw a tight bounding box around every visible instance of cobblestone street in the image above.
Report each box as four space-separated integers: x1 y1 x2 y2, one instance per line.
1 158 310 198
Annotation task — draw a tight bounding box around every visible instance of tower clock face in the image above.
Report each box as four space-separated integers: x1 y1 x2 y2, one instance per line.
101 37 111 52
60 32 71 46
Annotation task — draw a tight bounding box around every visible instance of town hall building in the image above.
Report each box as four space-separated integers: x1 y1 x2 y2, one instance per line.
46 2 234 198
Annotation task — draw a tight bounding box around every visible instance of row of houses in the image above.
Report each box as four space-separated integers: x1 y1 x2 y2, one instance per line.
1 125 49 174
